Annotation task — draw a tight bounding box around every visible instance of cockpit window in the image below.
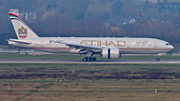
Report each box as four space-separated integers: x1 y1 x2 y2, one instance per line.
166 43 171 46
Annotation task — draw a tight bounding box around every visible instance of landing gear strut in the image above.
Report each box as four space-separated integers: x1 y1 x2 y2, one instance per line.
83 51 96 61
83 57 96 61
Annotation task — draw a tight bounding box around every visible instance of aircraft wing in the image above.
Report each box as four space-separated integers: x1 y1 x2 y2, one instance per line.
60 42 103 50
7 39 31 45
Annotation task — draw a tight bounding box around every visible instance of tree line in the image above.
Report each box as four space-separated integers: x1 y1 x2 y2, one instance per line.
0 0 180 47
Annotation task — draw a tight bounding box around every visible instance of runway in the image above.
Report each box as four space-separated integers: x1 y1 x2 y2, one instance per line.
0 60 180 64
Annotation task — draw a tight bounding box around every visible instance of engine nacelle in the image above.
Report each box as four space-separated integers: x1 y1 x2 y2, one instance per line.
102 48 121 59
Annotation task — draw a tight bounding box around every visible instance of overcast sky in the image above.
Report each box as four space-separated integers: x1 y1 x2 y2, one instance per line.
141 0 158 3
149 0 158 3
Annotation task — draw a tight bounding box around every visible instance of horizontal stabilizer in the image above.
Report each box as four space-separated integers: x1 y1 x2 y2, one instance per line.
6 39 31 45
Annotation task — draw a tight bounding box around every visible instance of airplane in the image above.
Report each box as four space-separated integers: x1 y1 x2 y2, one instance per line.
7 12 174 61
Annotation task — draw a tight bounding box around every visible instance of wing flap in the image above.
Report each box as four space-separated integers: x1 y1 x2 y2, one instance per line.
60 42 103 50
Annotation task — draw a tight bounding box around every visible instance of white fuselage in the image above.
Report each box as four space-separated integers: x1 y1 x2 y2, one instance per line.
8 12 174 61
9 37 174 55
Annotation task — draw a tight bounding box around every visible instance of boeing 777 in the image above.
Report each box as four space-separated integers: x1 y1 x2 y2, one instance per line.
7 12 174 61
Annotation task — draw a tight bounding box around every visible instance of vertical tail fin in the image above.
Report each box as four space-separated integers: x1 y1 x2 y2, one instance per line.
9 12 39 39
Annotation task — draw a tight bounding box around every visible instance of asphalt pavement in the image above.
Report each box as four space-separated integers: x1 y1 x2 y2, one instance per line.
0 60 179 64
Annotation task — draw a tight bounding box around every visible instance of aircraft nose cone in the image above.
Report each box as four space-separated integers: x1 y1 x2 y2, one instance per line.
170 45 174 50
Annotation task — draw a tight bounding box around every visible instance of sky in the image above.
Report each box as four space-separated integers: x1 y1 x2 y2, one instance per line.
142 0 180 3
149 0 158 3
141 0 158 3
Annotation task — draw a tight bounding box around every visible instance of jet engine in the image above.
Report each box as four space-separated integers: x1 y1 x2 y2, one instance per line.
102 48 121 59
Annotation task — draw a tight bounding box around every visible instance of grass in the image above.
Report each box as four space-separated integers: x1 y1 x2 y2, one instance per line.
0 64 180 100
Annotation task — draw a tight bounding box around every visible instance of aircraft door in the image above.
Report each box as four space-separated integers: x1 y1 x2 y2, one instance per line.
154 42 158 48
35 41 39 46
40 41 45 47
126 42 131 48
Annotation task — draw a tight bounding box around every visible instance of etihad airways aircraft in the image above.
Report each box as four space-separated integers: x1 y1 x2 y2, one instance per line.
8 12 174 61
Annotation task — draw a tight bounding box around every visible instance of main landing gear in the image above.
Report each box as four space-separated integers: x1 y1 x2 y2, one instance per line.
83 57 96 61
83 51 96 61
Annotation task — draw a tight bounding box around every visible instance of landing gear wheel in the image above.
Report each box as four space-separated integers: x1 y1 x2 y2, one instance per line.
156 58 160 61
83 57 96 61
83 57 88 61
92 57 96 61
88 57 92 61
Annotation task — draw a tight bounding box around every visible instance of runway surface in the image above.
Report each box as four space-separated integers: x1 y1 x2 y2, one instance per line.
0 60 180 64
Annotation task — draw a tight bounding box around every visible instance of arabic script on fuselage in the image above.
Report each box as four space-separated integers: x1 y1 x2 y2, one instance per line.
135 41 148 46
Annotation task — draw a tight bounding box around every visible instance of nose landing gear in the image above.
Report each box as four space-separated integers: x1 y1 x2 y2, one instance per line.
156 58 160 61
